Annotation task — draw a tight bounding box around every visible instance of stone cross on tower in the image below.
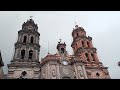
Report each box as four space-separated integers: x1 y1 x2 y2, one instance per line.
30 16 33 19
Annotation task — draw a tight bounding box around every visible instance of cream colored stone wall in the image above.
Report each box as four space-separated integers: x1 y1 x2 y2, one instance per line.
8 67 40 79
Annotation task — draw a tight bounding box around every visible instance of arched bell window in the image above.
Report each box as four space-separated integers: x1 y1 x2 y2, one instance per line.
22 71 27 76
82 41 84 47
96 72 100 77
30 36 34 44
76 33 79 36
21 50 25 59
29 50 33 59
87 41 90 48
23 36 27 43
91 53 95 61
85 53 89 61
61 48 64 54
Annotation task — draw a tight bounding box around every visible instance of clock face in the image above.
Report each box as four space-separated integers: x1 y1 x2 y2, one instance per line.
62 60 68 65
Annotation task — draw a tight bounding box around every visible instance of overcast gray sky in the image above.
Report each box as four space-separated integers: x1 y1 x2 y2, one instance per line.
0 11 120 79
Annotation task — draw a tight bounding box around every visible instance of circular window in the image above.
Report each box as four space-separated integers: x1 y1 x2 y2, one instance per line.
96 72 100 77
22 71 27 76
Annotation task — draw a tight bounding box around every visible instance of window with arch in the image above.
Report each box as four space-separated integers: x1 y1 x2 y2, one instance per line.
29 50 33 59
34 28 36 31
75 43 78 49
85 53 89 61
91 53 95 61
81 41 84 47
30 36 34 44
23 36 27 43
61 48 64 54
87 41 90 48
21 50 25 59
21 71 27 76
96 72 100 77
76 33 79 36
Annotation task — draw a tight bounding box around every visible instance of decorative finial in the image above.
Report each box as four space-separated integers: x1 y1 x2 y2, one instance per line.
30 16 33 19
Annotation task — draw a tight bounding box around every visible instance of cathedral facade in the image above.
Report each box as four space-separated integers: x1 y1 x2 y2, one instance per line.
6 18 110 79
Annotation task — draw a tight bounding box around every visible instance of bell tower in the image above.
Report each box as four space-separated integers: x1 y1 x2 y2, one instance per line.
71 25 95 61
7 18 40 79
57 39 67 56
71 24 110 79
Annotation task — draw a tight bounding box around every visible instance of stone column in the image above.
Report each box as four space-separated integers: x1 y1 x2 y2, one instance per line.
17 48 21 59
74 64 78 79
20 34 23 42
79 40 82 47
32 49 35 61
89 41 93 48
83 52 86 61
35 50 38 60
36 37 38 44
14 48 18 59
57 64 60 79
88 53 93 62
28 35 30 43
33 36 35 44
76 43 78 50
18 34 21 42
25 48 29 59
82 65 88 79
47 63 50 79
94 53 99 62
76 42 80 49
84 40 88 47
21 35 24 43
